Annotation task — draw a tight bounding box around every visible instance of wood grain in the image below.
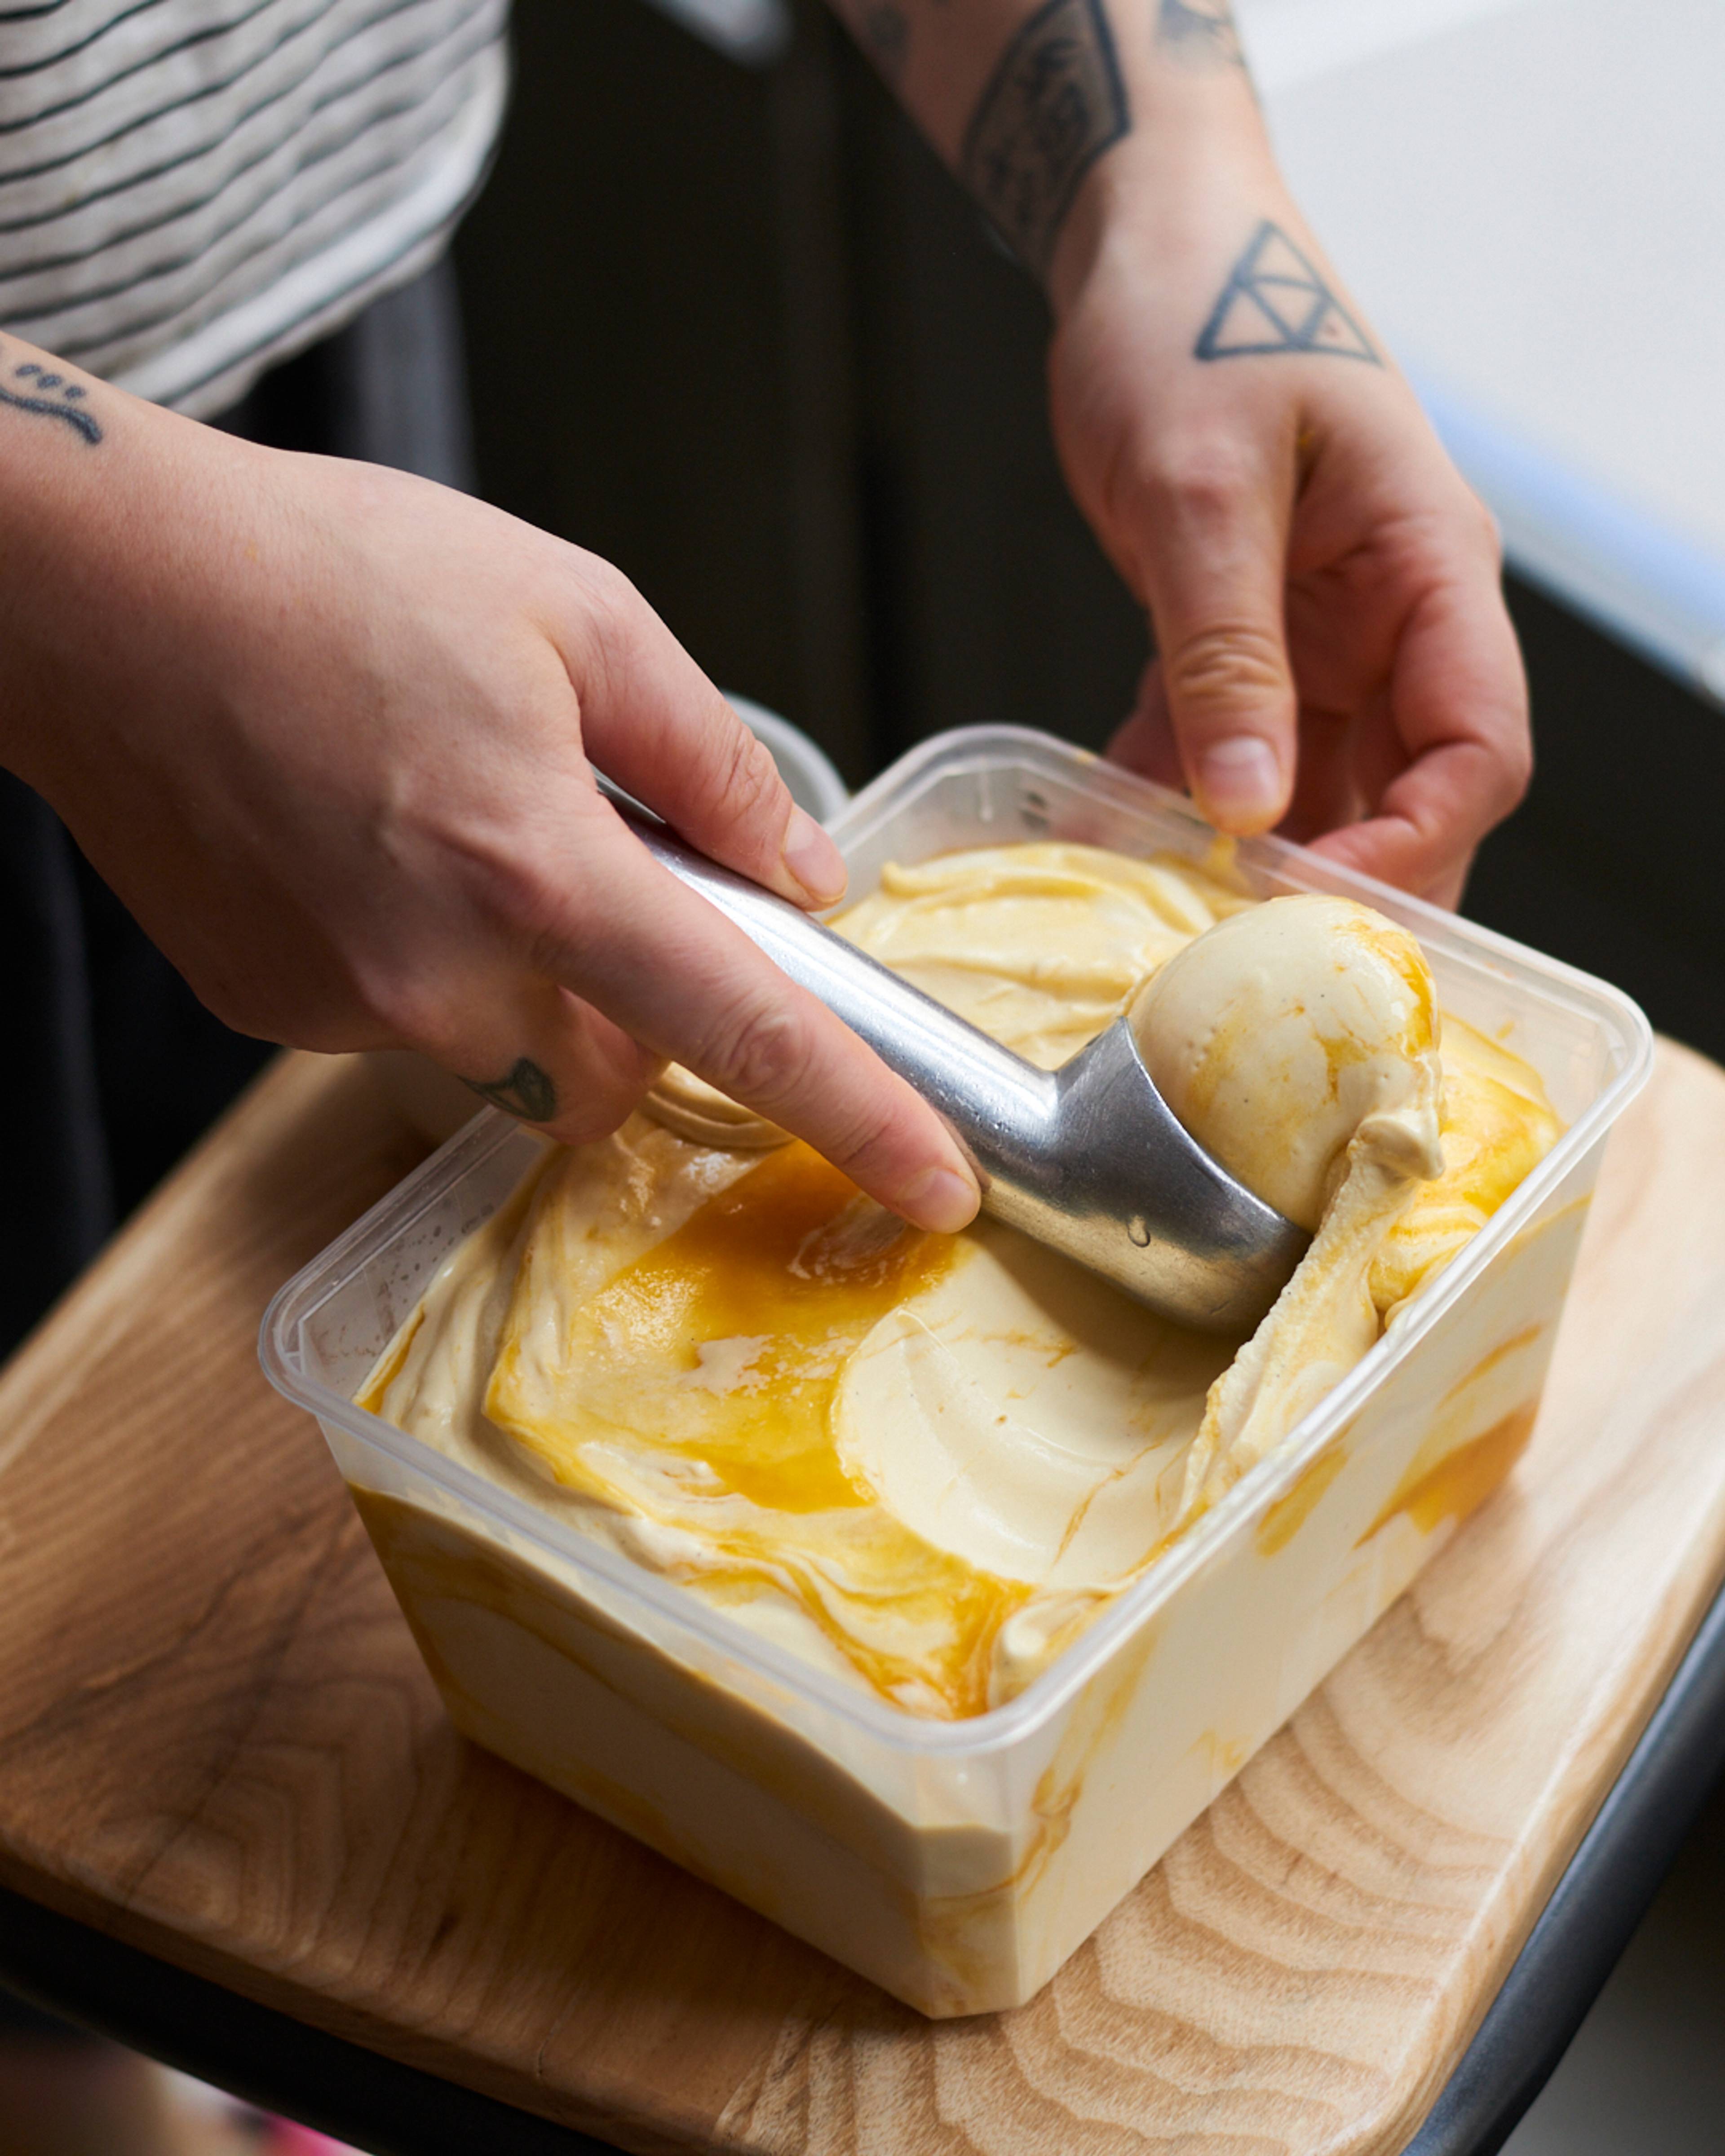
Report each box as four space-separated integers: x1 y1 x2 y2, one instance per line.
3 1042 1725 2156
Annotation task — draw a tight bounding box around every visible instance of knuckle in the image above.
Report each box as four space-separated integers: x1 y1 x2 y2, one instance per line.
713 721 784 827
189 941 411 1056
815 1100 906 1183
1493 732 1534 814
540 1019 663 1144
1164 621 1291 716
569 555 651 685
571 549 642 629
461 840 579 959
695 991 817 1111
1138 436 1257 526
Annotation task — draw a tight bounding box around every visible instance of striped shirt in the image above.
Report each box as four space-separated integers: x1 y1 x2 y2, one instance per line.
0 0 508 417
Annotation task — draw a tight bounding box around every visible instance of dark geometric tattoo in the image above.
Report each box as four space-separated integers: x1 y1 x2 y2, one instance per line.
862 0 909 77
1158 0 1244 67
960 0 1129 278
0 353 102 443
461 1057 557 1123
1195 221 1378 364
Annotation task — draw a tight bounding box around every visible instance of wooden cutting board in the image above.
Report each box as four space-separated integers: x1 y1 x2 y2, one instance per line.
3 1041 1725 2156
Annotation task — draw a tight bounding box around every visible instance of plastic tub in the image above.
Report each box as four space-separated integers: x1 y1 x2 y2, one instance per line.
261 726 1652 2017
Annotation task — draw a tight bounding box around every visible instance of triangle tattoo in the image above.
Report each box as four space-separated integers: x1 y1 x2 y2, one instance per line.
1195 221 1378 364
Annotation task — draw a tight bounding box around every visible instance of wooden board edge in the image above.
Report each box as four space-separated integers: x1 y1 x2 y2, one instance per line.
1362 1513 1725 2147
0 1850 700 2156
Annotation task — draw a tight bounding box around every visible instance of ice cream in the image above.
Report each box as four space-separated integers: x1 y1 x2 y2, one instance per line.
1130 892 1448 1511
362 844 1560 1721
1130 892 1444 1232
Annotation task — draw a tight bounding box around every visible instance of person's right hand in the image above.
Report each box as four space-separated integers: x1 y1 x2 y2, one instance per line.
0 346 980 1233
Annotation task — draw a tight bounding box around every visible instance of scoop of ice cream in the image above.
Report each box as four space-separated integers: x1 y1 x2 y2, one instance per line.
1128 893 1444 1229
1136 894 1449 1515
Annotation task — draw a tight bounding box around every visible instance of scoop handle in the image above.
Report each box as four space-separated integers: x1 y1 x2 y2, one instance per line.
599 779 1305 1331
598 782 1057 1158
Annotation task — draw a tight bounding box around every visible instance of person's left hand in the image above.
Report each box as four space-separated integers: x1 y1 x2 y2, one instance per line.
1046 142 1530 910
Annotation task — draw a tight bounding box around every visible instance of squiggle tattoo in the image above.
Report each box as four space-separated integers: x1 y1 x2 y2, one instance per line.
0 353 102 443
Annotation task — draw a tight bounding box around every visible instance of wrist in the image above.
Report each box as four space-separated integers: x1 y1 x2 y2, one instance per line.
1045 78 1279 320
0 345 244 794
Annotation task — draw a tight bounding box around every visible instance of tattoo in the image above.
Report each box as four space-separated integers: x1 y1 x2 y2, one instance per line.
0 353 102 444
960 0 1129 278
1195 221 1378 364
462 1057 557 1123
1157 0 1244 68
862 0 909 77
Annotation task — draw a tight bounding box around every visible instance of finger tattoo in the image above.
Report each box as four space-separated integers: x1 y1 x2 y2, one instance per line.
461 1058 558 1123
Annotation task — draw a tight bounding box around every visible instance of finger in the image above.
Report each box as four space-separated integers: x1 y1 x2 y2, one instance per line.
1105 660 1185 792
402 972 664 1145
1307 557 1529 904
526 807 982 1233
1276 700 1366 845
1128 438 1299 836
561 563 847 910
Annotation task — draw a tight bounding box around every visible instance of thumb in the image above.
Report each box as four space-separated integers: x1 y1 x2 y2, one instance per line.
1135 454 1297 836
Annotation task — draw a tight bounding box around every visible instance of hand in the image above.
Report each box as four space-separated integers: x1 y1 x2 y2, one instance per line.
0 363 980 1231
1047 141 1530 909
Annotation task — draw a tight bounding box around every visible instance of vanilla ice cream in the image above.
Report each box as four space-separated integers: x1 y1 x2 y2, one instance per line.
362 845 1560 1721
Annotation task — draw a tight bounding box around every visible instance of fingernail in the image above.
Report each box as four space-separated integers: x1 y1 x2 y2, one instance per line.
1195 735 1283 833
782 807 848 906
898 1164 981 1235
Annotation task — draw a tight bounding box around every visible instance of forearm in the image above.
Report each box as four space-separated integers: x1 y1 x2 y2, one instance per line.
0 328 248 799
836 0 1525 901
834 0 1272 294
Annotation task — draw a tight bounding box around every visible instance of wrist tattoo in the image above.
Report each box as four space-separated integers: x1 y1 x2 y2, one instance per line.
462 1057 557 1124
861 0 909 77
1157 0 1245 69
960 0 1129 279
0 349 102 444
1195 221 1378 364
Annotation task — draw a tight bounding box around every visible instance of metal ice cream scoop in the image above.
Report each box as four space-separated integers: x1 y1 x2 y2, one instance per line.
606 787 1307 1333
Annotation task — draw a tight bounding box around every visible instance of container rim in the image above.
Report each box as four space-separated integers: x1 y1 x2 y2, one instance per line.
260 726 1655 1764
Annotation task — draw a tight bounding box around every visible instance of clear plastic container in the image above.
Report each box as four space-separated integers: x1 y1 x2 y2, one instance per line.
261 727 1652 2018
